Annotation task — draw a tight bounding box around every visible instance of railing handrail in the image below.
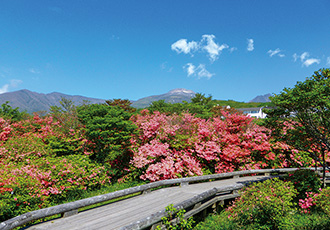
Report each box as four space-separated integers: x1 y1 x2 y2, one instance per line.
0 167 327 230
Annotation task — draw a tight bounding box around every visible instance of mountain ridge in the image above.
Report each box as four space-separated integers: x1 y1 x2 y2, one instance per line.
130 88 196 108
249 93 272 103
0 89 271 113
0 89 105 113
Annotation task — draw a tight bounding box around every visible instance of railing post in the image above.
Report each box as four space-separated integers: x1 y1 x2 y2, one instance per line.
143 189 151 195
180 182 189 187
212 203 217 214
193 202 202 209
61 209 78 218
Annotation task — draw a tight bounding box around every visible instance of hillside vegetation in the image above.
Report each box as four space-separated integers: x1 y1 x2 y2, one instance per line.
1 70 330 229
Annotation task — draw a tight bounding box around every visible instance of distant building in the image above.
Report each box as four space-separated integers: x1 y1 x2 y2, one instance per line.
237 107 267 119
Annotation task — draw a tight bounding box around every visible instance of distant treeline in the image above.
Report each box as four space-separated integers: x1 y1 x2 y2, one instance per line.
144 93 270 119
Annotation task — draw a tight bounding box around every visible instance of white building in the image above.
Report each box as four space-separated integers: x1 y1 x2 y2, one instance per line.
237 107 267 119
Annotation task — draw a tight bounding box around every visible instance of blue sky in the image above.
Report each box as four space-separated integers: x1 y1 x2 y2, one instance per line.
1 0 330 102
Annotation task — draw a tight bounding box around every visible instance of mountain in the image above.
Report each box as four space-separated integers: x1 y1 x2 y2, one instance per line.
0 89 105 114
249 93 272 103
0 88 269 114
131 88 196 108
0 88 196 113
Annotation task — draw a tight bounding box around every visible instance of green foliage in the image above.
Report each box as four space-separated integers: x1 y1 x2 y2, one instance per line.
283 169 322 202
49 98 82 134
190 93 212 105
196 177 329 230
213 99 269 109
77 103 137 177
265 69 330 174
0 134 108 221
195 210 330 230
105 98 137 113
149 93 214 119
156 204 195 230
315 187 330 216
227 178 297 229
48 134 89 156
284 212 330 230
0 101 27 121
194 212 238 230
147 93 268 119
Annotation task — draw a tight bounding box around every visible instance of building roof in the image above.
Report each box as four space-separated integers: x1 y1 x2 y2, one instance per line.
237 107 263 112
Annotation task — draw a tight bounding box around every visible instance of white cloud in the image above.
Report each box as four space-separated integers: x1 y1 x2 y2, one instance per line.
247 39 254 51
171 34 231 62
293 53 298 62
201 34 229 62
171 39 199 55
184 63 196 76
267 48 285 57
184 63 214 79
327 57 330 66
303 58 321 67
229 47 237 53
0 79 22 94
0 84 9 94
300 52 309 62
196 64 214 79
293 52 320 67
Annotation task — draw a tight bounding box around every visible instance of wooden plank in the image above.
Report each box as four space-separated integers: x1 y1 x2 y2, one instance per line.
2 167 317 230
26 175 272 230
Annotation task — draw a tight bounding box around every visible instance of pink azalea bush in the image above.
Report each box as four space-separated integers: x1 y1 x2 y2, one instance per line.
129 110 293 182
0 115 109 221
299 191 319 213
298 187 330 216
0 118 13 141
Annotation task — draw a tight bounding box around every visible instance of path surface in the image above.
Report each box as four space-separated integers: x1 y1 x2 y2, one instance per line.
26 175 270 230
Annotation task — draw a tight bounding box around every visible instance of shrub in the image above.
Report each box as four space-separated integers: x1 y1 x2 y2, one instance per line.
77 103 137 178
315 187 330 216
0 126 109 221
195 207 330 230
130 110 276 182
283 169 322 202
156 204 194 230
194 212 238 230
283 212 330 229
227 178 297 229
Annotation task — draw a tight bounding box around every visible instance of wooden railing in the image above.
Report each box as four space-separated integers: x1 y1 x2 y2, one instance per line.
0 167 328 230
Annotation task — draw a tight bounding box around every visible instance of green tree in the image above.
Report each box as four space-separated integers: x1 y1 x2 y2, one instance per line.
49 98 81 133
265 69 330 186
0 101 27 121
105 98 136 113
77 104 137 177
59 97 75 113
146 93 268 119
191 92 213 105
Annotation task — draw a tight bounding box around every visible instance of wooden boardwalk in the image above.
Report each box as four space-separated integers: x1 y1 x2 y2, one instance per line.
25 175 270 230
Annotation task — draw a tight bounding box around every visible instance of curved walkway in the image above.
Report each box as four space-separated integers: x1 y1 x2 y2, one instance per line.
26 175 271 230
